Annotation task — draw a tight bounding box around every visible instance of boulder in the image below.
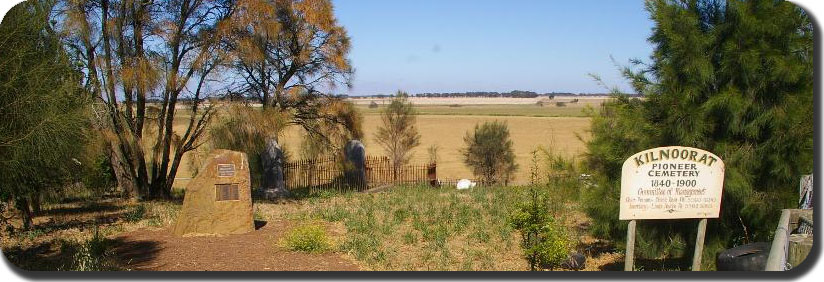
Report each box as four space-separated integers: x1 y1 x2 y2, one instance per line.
172 150 254 236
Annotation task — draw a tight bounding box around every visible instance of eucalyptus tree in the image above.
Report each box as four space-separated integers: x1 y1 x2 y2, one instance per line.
225 0 358 147
61 0 234 199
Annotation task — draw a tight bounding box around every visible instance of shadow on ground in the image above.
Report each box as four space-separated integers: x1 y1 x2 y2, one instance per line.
40 202 125 217
254 220 267 230
110 237 163 270
599 257 692 271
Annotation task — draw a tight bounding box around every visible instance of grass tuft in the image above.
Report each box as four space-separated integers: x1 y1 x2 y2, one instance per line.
282 223 332 253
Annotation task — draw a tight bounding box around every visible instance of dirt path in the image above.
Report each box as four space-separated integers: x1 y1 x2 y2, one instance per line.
112 219 359 271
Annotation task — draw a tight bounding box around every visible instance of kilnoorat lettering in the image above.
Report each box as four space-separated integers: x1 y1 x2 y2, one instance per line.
634 148 717 167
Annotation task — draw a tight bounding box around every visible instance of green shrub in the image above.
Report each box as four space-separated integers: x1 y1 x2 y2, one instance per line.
510 188 570 270
64 227 116 271
283 223 331 253
123 204 146 223
461 121 518 185
209 105 290 191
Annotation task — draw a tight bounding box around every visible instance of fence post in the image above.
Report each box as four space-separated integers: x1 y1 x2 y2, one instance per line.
428 163 437 187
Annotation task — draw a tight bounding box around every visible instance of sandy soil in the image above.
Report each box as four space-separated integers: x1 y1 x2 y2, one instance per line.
112 219 360 271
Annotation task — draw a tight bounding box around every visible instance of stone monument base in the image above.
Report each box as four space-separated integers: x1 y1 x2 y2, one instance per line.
173 150 254 236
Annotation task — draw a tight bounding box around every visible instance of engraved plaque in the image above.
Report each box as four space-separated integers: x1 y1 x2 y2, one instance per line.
217 164 235 177
215 184 239 201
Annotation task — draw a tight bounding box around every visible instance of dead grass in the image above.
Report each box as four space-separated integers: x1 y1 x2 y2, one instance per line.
279 115 590 185
165 103 593 189
0 199 180 270
356 103 595 117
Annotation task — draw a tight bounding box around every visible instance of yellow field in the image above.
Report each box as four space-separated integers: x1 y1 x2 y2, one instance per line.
280 114 590 185
171 102 595 188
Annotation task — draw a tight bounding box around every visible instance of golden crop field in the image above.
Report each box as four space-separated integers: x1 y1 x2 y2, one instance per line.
171 100 599 188
279 113 593 185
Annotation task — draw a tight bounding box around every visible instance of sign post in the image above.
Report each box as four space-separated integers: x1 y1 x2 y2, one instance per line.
620 146 724 271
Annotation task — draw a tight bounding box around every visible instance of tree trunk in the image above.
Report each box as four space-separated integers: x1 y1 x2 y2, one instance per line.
109 142 138 200
30 194 41 215
15 197 33 230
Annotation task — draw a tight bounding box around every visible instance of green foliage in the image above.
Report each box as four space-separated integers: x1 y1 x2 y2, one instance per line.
461 121 518 185
0 0 91 227
374 91 422 174
300 99 365 159
123 204 147 223
584 0 813 266
209 105 290 189
510 188 571 270
282 223 332 253
289 185 528 270
64 227 117 271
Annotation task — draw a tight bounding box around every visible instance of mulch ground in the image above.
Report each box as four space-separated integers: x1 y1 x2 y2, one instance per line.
111 219 360 271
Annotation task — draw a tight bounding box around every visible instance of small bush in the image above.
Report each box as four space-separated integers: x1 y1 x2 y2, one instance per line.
209 105 291 190
123 204 146 223
368 101 379 108
461 121 518 185
510 188 571 270
555 102 567 107
65 227 116 271
282 223 331 253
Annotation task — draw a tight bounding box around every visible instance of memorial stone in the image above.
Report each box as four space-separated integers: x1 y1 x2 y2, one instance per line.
173 149 254 236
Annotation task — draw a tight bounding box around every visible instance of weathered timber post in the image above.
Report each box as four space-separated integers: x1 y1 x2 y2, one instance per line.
427 163 438 187
625 220 636 271
691 218 708 271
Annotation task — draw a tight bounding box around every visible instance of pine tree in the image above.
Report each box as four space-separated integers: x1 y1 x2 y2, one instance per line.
584 0 813 268
0 0 91 229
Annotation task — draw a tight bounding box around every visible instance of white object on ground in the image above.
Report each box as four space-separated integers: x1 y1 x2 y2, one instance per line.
456 179 476 190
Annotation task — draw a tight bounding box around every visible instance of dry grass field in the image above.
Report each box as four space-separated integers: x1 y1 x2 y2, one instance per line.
280 115 590 185
357 104 592 117
168 97 602 188
351 96 609 106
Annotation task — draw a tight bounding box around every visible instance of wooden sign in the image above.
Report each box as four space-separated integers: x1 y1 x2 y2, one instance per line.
620 146 725 271
620 146 725 220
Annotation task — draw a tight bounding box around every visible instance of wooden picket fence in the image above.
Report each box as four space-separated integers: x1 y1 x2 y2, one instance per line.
283 156 436 191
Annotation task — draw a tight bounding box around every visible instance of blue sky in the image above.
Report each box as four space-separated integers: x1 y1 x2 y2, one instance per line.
332 0 655 96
